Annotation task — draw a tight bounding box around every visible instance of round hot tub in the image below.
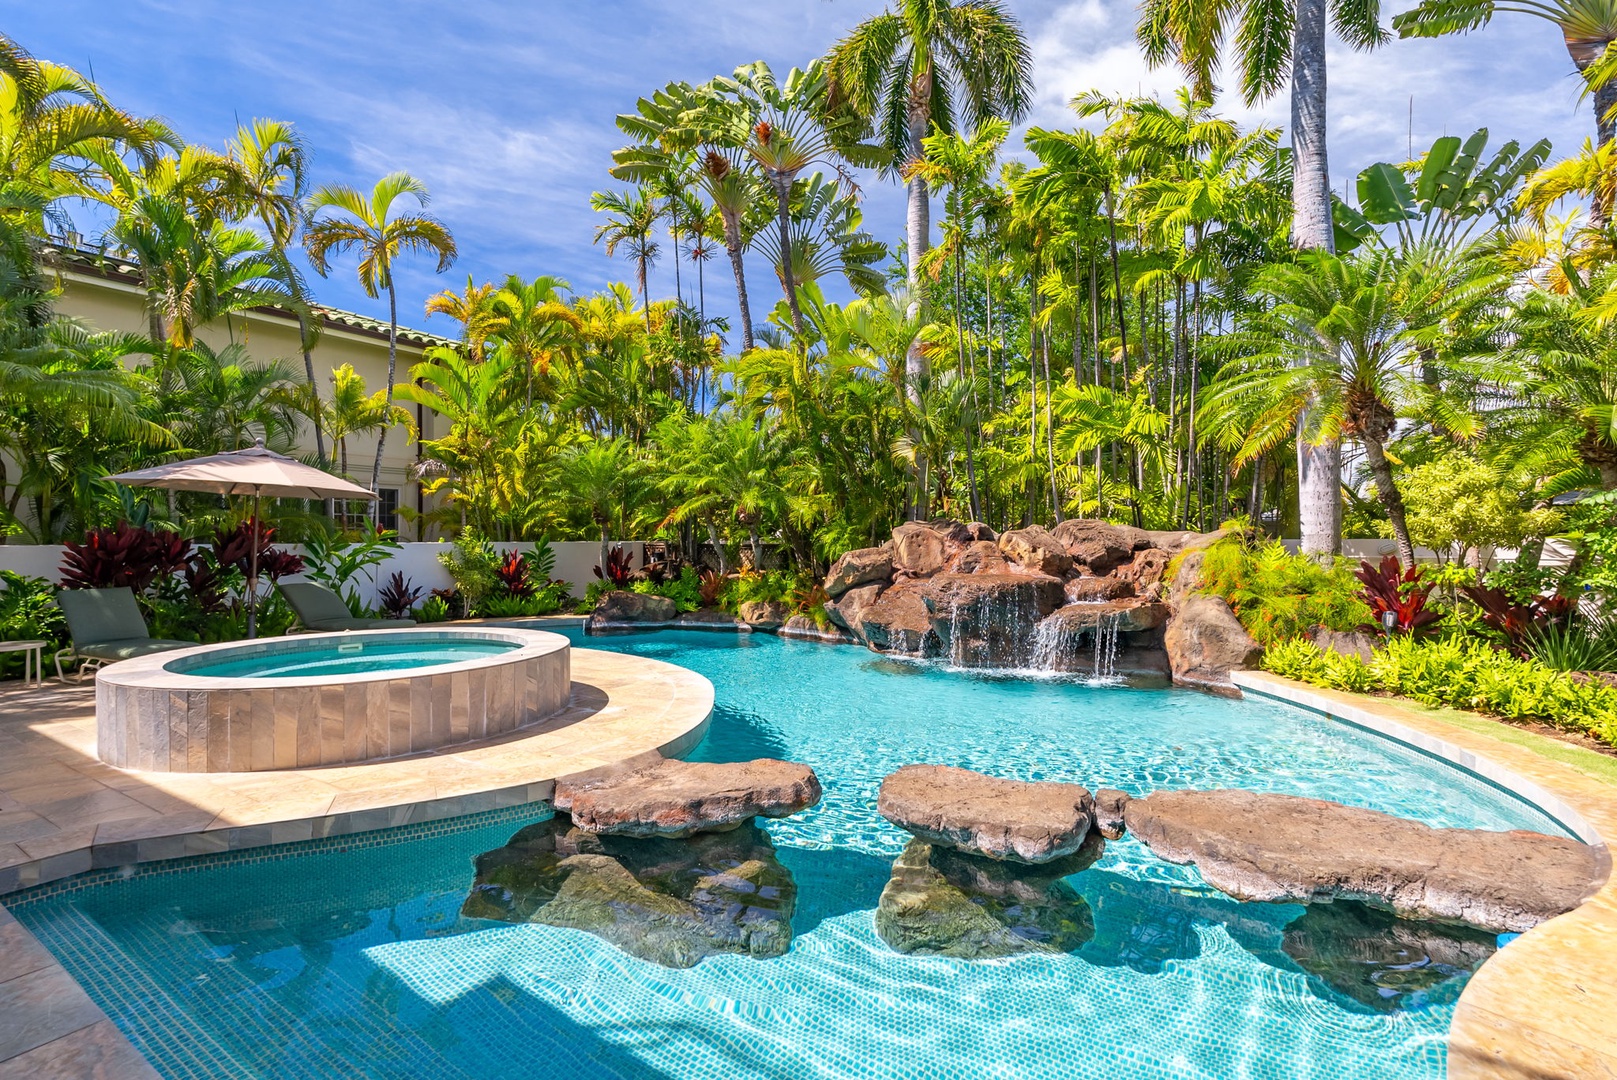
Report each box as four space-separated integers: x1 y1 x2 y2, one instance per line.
95 627 571 773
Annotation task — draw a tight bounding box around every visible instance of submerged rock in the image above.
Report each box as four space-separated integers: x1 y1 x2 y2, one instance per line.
463 818 796 968
878 764 1095 864
875 837 1101 958
554 756 822 838
1281 900 1497 1013
1124 789 1605 933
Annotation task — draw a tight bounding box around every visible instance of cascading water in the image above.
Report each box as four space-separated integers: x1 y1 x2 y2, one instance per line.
1029 613 1075 671
1090 610 1121 683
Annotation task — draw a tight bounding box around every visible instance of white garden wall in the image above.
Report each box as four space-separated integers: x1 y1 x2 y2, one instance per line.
0 541 645 609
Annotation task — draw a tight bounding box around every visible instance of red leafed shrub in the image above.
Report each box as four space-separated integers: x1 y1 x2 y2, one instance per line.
377 571 424 617
1460 583 1575 653
697 568 726 607
593 546 634 588
182 559 230 614
211 519 304 579
1355 556 1443 636
60 523 192 592
495 550 535 597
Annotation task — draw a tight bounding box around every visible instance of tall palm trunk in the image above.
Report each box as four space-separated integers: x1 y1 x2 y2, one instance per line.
1291 0 1343 558
771 178 805 336
1592 63 1617 224
1362 435 1415 566
723 216 755 352
904 100 930 410
371 277 398 526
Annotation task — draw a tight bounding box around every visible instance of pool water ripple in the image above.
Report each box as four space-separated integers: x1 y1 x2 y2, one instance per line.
11 629 1567 1080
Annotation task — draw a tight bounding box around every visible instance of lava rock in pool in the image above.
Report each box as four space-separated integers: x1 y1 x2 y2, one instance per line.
878 764 1096 863
462 818 796 968
1124 789 1605 933
1281 900 1497 1013
554 755 822 838
875 835 1102 958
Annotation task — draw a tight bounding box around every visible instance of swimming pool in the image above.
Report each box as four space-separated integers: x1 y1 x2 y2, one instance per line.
14 629 1570 1079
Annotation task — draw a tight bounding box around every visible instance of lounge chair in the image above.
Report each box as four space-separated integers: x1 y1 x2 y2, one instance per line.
54 587 193 681
279 581 417 632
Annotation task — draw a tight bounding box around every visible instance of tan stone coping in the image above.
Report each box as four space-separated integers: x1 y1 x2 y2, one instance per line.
1233 671 1617 1080
0 646 713 895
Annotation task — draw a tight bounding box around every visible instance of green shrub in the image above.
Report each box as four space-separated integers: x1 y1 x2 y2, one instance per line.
1263 636 1617 746
1196 537 1372 646
0 572 66 677
417 595 451 623
439 531 501 612
721 570 793 612
1522 621 1617 673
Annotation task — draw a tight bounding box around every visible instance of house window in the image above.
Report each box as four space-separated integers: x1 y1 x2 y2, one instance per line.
378 488 399 532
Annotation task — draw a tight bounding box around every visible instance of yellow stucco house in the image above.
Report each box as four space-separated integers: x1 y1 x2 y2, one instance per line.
41 242 455 540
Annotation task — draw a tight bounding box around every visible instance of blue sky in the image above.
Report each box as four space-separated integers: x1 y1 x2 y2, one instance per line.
13 0 1598 343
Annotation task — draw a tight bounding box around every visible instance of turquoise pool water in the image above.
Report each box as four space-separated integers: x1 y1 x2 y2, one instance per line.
14 629 1569 1080
168 634 517 679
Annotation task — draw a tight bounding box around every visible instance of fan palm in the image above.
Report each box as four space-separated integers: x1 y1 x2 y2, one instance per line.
304 171 457 513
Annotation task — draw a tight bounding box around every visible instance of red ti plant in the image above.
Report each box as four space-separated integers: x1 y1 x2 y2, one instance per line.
211 519 305 579
495 550 535 597
697 568 726 607
376 571 424 617
1355 556 1443 636
593 545 635 588
60 523 192 593
1459 584 1575 654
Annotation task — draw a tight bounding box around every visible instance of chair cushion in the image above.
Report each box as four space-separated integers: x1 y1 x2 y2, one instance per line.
77 638 194 661
278 582 357 625
56 588 151 644
304 617 418 631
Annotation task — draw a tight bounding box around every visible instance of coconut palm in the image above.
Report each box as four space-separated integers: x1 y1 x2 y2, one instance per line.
826 0 1034 321
1138 0 1388 556
304 171 457 515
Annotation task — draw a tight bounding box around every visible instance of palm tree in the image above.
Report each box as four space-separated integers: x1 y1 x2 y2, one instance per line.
1139 0 1389 557
558 439 638 570
1394 0 1617 216
590 187 661 329
1208 250 1478 565
712 61 888 338
487 274 579 406
227 118 328 468
425 276 501 360
304 171 456 517
826 0 1034 334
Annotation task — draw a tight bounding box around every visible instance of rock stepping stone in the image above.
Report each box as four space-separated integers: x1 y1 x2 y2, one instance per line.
554 755 822 838
1124 788 1605 933
877 764 1096 864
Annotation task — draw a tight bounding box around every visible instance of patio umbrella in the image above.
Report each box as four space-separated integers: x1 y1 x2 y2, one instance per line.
105 441 376 638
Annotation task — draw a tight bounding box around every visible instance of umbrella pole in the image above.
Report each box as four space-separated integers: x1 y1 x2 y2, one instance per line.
247 489 260 639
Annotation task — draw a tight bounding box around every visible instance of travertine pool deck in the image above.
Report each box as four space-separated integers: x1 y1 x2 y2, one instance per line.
1236 671 1617 1080
0 644 712 1078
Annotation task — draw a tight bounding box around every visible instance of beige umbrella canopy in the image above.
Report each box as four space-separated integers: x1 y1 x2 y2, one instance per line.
105 442 376 638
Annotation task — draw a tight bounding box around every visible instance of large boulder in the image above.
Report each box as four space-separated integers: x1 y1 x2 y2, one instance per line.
586 590 677 631
1124 789 1606 933
997 526 1073 576
878 764 1095 864
1051 520 1138 574
1116 548 1172 592
463 818 795 968
1041 599 1168 636
947 540 1013 576
1163 595 1261 688
891 521 959 578
824 543 894 598
858 582 938 655
1065 575 1136 603
875 837 1100 958
1281 899 1496 1013
1310 627 1379 662
554 756 822 838
738 599 789 630
962 522 997 542
823 581 885 638
922 573 1066 667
